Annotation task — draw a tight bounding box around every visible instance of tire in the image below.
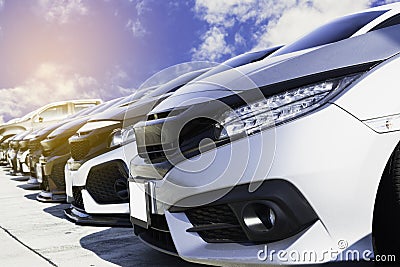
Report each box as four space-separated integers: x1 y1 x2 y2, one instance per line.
373 145 400 260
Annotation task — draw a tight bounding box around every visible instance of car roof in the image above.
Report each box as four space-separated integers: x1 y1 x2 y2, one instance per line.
352 3 400 36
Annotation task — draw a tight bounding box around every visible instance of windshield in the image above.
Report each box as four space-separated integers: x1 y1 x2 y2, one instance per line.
272 10 387 57
68 105 97 119
129 62 219 100
19 110 37 121
89 97 126 114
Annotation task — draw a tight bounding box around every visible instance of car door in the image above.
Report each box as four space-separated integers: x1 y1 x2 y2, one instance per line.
32 104 69 129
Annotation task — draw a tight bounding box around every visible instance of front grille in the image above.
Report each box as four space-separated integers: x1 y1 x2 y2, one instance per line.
70 140 90 161
41 175 49 191
185 204 249 243
135 215 177 254
28 141 41 152
72 186 85 209
50 161 66 189
138 118 220 164
10 143 19 150
139 145 167 163
86 161 128 204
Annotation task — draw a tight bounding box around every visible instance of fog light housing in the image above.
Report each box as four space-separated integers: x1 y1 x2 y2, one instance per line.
230 198 317 243
243 203 276 232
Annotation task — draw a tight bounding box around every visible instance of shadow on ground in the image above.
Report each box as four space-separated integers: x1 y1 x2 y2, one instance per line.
24 193 38 201
80 227 205 267
10 176 30 182
43 203 70 220
16 183 40 190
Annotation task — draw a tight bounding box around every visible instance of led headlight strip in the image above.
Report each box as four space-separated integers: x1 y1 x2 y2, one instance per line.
219 74 362 139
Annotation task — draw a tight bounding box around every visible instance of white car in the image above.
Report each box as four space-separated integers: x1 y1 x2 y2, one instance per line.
129 3 400 265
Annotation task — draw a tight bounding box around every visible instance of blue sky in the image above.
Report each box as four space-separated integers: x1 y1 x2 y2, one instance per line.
0 0 397 122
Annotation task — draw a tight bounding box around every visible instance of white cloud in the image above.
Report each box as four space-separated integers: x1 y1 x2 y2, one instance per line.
193 0 376 59
104 65 135 95
191 26 234 61
0 0 4 10
234 32 246 47
0 63 101 121
126 18 147 37
125 0 151 37
253 0 371 50
38 0 88 24
194 0 256 27
135 0 151 16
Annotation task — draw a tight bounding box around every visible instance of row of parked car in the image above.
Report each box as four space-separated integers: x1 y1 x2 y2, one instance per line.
1 3 400 265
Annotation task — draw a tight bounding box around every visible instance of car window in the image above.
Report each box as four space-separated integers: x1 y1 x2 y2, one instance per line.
74 103 97 113
37 104 69 122
69 103 104 118
272 10 387 57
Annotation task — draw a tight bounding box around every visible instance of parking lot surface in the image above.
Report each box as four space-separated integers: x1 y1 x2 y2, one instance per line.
0 166 202 267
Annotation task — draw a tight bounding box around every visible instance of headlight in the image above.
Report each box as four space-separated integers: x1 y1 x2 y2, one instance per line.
8 149 16 159
109 129 123 148
122 125 136 144
67 158 81 171
219 74 361 139
109 126 136 148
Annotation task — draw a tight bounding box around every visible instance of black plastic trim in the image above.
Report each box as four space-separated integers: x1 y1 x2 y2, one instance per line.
64 207 132 227
171 179 318 243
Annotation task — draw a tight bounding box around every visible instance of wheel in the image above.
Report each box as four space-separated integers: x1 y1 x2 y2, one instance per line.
373 144 400 259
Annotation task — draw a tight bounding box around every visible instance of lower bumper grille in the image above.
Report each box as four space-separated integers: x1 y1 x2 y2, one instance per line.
135 215 177 255
42 175 49 191
185 204 248 243
72 186 85 209
86 160 128 204
50 161 66 189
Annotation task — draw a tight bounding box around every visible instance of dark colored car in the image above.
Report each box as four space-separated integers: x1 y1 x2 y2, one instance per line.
25 102 105 186
7 130 33 175
35 97 128 202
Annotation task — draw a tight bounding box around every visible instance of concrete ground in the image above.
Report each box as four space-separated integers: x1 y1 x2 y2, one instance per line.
0 166 203 267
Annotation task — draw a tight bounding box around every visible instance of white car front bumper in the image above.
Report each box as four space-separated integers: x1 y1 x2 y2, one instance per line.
66 143 137 215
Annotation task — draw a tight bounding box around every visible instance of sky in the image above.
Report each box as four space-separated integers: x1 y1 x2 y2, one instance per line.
0 0 398 122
